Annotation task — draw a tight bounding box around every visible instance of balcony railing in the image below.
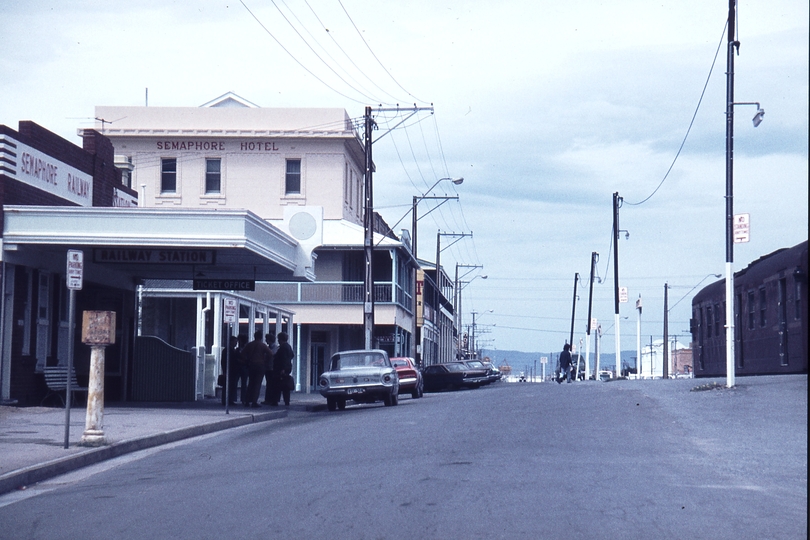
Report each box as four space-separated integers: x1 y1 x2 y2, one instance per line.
259 281 412 312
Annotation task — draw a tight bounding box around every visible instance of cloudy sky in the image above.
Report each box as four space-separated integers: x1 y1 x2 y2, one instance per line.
1 1 807 358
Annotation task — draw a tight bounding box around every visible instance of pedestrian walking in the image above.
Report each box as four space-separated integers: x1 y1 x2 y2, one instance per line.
226 334 249 405
558 343 573 384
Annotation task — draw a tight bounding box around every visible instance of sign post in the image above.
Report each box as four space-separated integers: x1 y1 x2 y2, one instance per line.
223 298 237 414
64 250 82 449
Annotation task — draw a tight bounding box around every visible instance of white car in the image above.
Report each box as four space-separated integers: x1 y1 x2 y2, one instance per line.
318 349 400 411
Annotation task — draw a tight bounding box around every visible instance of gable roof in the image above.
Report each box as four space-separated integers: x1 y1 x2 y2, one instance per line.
199 92 260 109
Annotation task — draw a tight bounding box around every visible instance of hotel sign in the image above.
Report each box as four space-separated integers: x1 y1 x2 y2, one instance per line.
93 249 216 264
1 134 93 206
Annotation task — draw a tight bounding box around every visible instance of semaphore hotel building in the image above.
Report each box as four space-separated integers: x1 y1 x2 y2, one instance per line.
97 93 422 393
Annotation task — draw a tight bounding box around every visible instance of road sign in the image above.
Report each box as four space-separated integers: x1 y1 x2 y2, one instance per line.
619 287 628 303
66 250 83 290
733 213 750 243
540 356 548 364
223 298 237 324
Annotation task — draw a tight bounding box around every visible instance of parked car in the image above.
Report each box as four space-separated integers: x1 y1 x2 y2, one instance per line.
461 360 492 386
481 361 503 383
423 362 482 392
318 349 399 411
390 357 424 398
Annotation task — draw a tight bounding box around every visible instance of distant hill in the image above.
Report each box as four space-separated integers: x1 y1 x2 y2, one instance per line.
481 349 637 373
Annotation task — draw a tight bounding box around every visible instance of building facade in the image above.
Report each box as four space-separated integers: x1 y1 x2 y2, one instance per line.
1 119 305 404
96 94 448 393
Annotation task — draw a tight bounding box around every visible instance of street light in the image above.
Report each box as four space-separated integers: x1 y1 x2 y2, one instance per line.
725 0 763 388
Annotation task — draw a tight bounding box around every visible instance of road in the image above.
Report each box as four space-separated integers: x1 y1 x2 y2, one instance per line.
0 376 806 539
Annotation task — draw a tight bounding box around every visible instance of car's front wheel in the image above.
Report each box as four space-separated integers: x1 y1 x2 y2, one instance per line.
338 399 346 410
326 397 337 411
391 392 398 406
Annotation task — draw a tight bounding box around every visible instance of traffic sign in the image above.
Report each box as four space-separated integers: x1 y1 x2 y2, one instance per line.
66 250 83 290
619 287 628 303
733 213 750 243
223 298 237 324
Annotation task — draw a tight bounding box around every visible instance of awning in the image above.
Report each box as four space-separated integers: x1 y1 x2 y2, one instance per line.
1 206 314 287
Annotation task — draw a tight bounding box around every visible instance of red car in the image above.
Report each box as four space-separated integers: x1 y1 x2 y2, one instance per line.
390 357 424 398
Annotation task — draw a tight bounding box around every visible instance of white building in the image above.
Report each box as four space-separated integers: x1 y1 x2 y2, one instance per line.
97 93 440 393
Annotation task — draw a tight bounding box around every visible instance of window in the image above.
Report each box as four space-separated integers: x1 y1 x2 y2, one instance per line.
715 303 722 337
796 279 802 320
205 158 221 194
706 305 713 338
747 291 756 329
759 287 767 327
285 159 301 194
161 158 177 193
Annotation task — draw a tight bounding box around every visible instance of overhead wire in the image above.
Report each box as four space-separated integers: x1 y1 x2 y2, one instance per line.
337 0 429 106
623 20 728 206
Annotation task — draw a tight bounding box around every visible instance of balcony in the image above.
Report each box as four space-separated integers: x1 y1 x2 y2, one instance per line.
258 281 412 312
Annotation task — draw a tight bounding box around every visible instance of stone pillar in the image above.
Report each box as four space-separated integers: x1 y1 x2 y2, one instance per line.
79 311 116 447
81 345 106 446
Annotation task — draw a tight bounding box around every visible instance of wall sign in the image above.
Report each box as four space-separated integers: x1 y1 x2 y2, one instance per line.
1 134 93 206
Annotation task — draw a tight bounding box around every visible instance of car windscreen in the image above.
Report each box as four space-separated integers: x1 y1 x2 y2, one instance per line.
444 363 466 372
332 352 387 369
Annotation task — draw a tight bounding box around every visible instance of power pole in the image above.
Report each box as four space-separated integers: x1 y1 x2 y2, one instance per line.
363 106 375 349
613 192 622 378
569 273 579 348
663 283 669 379
585 252 597 379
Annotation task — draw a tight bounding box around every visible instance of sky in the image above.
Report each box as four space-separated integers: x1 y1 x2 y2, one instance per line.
1 0 807 358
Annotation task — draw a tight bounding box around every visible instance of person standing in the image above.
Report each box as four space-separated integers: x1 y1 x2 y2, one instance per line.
262 333 279 405
227 334 249 405
558 343 573 384
242 330 272 408
268 332 294 406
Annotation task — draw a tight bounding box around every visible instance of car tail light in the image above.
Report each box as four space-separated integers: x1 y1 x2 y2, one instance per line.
319 378 329 388
382 374 392 383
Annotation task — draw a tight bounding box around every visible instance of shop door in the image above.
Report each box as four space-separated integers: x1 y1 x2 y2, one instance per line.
310 343 326 390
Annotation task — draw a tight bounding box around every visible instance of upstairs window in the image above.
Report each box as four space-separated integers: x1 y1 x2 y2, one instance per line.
161 158 177 193
205 158 221 194
285 159 301 194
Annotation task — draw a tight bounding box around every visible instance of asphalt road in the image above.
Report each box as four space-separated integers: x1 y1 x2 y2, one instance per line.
0 375 805 539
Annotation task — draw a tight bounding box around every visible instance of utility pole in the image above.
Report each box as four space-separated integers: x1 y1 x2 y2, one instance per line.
362 105 435 351
585 252 597 379
363 106 375 349
724 0 738 388
636 294 642 377
569 273 579 348
613 192 622 378
663 283 669 379
435 231 471 364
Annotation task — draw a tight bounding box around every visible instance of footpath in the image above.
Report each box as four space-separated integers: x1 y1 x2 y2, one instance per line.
0 393 327 496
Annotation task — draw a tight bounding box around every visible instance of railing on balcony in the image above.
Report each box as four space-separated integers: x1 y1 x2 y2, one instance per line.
259 281 412 312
